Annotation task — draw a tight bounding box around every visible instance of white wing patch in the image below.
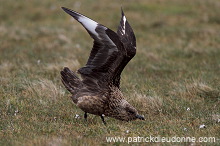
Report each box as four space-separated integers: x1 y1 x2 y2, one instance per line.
122 15 126 35
78 16 99 37
64 8 116 51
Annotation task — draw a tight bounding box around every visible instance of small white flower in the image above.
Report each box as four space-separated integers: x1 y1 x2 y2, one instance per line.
14 109 19 116
102 114 105 117
199 124 206 128
37 60 41 65
126 130 129 133
75 114 80 119
187 107 190 111
183 127 187 131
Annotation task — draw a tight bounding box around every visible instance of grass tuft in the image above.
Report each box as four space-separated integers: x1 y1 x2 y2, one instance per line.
170 81 220 101
24 78 65 101
131 92 163 114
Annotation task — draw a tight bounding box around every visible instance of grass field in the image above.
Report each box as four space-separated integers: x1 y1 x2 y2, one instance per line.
0 0 220 145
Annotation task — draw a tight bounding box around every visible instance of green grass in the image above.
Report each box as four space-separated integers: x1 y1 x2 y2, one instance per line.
0 0 219 145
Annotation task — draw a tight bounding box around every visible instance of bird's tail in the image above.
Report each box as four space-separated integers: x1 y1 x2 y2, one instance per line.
60 67 82 95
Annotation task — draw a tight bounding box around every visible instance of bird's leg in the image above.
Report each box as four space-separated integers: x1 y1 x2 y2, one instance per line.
84 112 87 121
100 115 106 125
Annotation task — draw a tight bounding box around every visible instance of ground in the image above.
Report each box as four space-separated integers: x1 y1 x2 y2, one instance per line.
0 0 219 145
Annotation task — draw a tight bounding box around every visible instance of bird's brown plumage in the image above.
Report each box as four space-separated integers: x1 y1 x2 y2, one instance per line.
60 7 144 124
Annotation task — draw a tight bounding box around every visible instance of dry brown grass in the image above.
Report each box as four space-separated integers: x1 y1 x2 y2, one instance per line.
170 81 220 101
24 78 65 101
131 91 163 114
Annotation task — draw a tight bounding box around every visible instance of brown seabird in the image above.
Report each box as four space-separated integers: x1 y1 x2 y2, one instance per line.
61 7 144 124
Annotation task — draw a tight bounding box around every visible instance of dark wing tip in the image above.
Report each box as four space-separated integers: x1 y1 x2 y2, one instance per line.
121 7 125 17
61 7 80 19
61 7 69 13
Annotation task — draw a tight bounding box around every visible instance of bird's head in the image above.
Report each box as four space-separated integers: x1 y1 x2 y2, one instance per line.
109 99 145 121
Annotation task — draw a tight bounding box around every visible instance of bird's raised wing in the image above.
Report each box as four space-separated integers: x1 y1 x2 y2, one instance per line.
114 9 137 87
62 7 136 88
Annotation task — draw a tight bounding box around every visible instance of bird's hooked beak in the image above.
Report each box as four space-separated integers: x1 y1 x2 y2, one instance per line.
136 114 145 120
